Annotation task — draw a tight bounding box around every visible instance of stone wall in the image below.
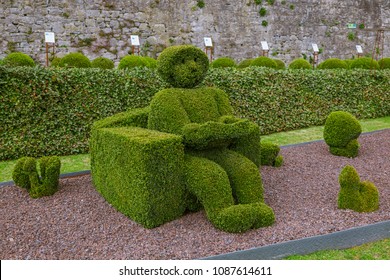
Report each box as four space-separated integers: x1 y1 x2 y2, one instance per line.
1 0 390 65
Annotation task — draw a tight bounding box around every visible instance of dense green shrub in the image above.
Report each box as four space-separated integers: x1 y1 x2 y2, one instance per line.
317 58 348 69
50 57 62 67
237 58 254 69
91 57 115 69
260 142 283 167
12 156 61 198
157 45 209 88
273 59 285 69
118 55 147 69
1 66 390 161
142 56 157 68
59 52 91 68
250 56 278 69
3 52 35 67
343 59 354 69
323 111 362 158
338 165 379 212
350 57 379 70
288 58 311 69
210 57 236 68
378 57 390 69
0 58 4 66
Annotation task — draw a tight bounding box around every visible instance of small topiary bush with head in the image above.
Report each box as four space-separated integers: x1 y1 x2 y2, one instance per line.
250 56 278 69
378 57 390 69
323 111 362 158
350 57 379 70
260 142 283 167
210 57 236 68
317 58 348 69
12 156 61 198
288 58 312 69
237 58 254 69
118 55 147 69
58 52 91 68
91 57 114 69
338 165 379 212
3 52 35 67
273 59 285 69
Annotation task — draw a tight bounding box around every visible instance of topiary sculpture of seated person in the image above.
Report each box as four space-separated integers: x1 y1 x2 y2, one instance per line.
90 45 275 233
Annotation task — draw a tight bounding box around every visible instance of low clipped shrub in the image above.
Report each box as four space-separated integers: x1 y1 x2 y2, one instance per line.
142 56 157 68
350 57 379 70
323 111 362 158
3 52 35 67
260 142 283 167
378 57 390 69
343 59 354 69
338 165 379 212
288 58 311 69
91 57 114 69
317 58 348 69
273 59 286 69
211 57 236 68
237 58 254 69
12 156 61 198
50 57 62 67
118 55 147 69
58 52 91 68
250 56 278 69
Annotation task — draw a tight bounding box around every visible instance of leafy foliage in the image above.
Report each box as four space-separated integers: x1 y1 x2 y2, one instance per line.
3 52 35 67
378 57 390 70
58 52 91 68
338 165 379 212
91 57 115 69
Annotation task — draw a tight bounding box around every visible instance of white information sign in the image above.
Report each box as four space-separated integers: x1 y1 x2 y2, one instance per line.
204 37 213 47
261 41 269 50
312 43 319 53
130 35 140 46
356 45 363 54
44 32 55 43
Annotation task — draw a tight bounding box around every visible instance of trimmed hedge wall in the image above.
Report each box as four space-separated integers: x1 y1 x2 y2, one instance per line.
1 66 389 161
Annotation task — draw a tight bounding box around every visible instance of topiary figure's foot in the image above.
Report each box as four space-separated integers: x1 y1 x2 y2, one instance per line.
211 202 275 233
329 139 360 158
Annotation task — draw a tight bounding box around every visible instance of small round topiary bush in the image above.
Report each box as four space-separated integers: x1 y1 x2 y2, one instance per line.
50 57 62 67
273 59 285 69
288 58 311 69
343 59 354 69
118 55 147 69
317 58 348 69
378 57 390 69
157 44 209 88
91 57 115 69
142 56 158 68
350 57 379 70
250 56 278 69
338 165 379 212
210 57 236 68
323 111 362 158
58 52 91 68
237 58 254 69
3 52 35 67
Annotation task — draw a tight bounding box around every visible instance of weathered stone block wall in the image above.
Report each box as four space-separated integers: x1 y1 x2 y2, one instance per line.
1 0 389 65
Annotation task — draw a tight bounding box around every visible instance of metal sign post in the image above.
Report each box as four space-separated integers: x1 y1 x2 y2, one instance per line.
130 35 140 55
44 32 55 67
204 37 213 62
261 41 269 57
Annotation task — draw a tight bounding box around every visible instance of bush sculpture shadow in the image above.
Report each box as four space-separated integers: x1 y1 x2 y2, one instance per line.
90 45 275 233
338 165 379 212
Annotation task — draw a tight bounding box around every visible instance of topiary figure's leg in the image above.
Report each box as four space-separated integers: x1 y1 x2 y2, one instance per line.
183 153 274 233
12 157 34 190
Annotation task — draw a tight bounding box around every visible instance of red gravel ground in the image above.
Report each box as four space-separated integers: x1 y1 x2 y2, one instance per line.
1 129 389 260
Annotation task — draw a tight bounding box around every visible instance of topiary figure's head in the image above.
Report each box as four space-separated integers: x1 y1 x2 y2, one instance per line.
323 111 362 148
157 45 209 88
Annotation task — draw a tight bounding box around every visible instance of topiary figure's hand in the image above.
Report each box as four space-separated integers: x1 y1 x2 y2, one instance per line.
182 119 255 150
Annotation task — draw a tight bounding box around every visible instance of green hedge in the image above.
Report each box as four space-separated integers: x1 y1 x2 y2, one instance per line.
1 66 389 161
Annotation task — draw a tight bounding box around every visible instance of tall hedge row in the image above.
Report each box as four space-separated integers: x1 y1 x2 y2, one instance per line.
1 66 389 161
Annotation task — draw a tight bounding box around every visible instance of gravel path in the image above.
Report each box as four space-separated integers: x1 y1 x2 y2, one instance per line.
1 129 389 260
